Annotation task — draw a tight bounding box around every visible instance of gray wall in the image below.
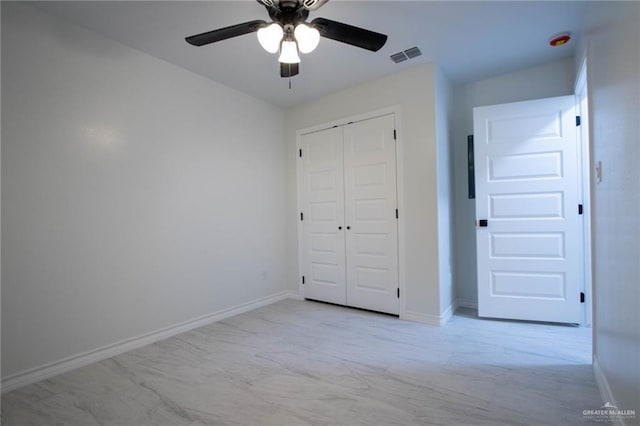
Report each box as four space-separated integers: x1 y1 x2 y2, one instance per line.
580 1 640 413
1 3 288 379
451 58 576 307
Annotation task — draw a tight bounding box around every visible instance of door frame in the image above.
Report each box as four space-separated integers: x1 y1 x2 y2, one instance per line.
295 106 406 316
575 58 593 327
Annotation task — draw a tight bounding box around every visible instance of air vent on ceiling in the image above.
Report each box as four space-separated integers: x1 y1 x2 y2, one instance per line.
390 52 408 64
390 46 422 64
404 46 422 59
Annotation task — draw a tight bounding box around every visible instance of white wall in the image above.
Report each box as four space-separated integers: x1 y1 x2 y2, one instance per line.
1 3 288 381
579 1 640 413
285 64 450 322
435 67 454 316
451 58 575 307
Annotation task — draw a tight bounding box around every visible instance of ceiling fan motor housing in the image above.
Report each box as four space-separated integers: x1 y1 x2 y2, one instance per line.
279 0 300 10
268 4 309 26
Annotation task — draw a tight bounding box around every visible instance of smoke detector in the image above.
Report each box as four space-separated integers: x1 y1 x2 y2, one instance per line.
549 33 571 47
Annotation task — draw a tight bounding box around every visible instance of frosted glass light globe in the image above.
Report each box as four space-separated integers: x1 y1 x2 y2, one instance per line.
294 24 320 54
257 23 284 54
278 40 301 63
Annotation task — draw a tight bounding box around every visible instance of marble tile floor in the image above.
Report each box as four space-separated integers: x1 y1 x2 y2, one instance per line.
2 299 601 426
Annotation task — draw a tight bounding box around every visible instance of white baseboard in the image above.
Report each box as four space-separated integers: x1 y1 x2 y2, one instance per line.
439 303 454 325
401 303 454 326
593 355 615 405
287 292 304 301
592 355 627 425
1 291 290 394
455 298 478 310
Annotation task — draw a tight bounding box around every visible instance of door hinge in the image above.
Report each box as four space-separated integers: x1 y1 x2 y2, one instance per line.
578 204 583 215
300 212 304 221
302 275 305 285
397 288 400 298
576 116 582 127
395 208 399 219
393 129 397 140
580 292 585 303
299 148 302 158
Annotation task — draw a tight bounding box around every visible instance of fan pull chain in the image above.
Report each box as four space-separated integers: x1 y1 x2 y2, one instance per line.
289 78 292 90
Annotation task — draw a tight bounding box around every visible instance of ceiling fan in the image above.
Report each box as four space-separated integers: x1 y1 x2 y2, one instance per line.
185 0 388 78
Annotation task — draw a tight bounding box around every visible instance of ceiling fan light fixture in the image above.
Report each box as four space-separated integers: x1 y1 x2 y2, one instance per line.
186 0 388 78
279 40 301 63
257 23 284 53
294 23 320 54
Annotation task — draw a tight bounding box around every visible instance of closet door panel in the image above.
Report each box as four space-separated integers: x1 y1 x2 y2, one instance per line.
300 127 347 305
343 114 399 314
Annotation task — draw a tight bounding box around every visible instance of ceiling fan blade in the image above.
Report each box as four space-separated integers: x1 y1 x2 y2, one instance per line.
280 62 300 78
186 20 266 46
302 0 329 11
256 0 278 8
257 0 326 11
311 17 387 52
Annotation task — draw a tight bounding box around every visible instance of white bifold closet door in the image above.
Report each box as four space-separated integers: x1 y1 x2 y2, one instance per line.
299 114 399 315
299 126 346 306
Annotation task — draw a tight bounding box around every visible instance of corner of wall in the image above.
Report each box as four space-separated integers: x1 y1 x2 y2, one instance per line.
401 306 454 326
434 66 455 318
592 355 615 408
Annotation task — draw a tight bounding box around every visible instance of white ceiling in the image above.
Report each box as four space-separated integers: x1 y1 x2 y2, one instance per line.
31 1 587 107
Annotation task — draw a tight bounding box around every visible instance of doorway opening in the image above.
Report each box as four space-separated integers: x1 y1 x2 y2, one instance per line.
473 83 593 329
468 58 593 360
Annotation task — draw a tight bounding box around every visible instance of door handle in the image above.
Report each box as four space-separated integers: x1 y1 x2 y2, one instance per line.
346 226 351 230
338 226 342 230
478 219 488 227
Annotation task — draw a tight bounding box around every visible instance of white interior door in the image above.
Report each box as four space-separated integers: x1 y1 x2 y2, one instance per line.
474 96 583 323
344 114 399 315
300 127 346 305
